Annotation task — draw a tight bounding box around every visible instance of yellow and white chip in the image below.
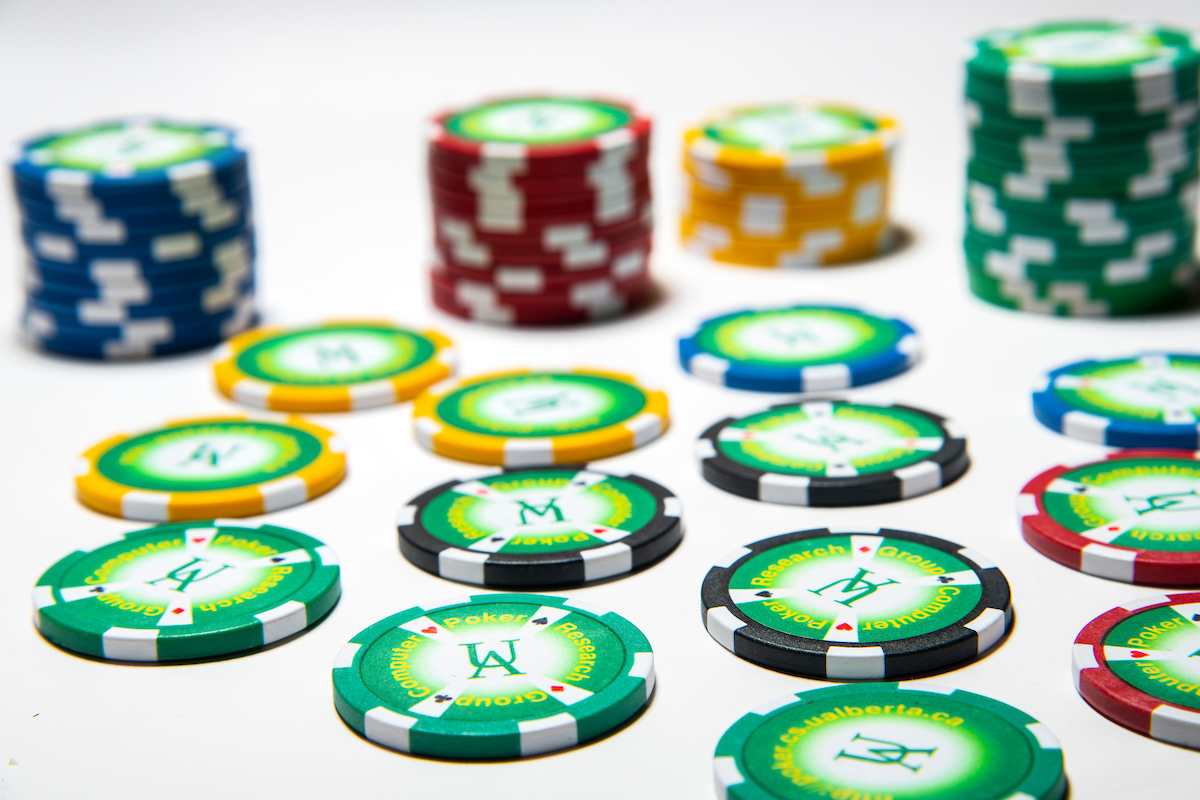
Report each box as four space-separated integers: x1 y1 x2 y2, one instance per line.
680 100 899 268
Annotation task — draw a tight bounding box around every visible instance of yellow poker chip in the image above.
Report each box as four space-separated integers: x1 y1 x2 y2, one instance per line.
683 100 899 171
682 149 892 190
412 367 670 466
211 319 455 412
682 215 895 268
682 178 891 231
75 414 347 521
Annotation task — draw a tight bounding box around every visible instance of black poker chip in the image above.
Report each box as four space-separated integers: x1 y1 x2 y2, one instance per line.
396 466 683 587
697 399 969 506
700 527 1012 679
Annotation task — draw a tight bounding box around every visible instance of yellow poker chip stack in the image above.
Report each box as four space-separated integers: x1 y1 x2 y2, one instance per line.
680 100 899 268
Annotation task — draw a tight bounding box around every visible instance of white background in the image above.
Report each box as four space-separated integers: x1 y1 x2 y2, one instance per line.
3 0 1200 797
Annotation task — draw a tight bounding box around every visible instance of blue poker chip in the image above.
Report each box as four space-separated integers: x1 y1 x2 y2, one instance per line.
22 220 252 265
17 182 251 230
1032 353 1200 448
24 235 255 288
11 119 248 196
678 304 920 392
26 286 254 325
19 201 251 244
22 297 257 359
26 270 253 307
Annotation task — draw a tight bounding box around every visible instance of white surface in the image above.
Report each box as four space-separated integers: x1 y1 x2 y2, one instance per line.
3 0 1200 797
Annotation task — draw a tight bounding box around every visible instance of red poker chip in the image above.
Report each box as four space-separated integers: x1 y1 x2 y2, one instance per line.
433 206 653 247
430 264 651 306
429 162 651 198
1073 592 1200 749
432 246 649 293
431 183 652 226
430 284 653 326
1019 449 1200 585
430 268 652 326
435 231 652 275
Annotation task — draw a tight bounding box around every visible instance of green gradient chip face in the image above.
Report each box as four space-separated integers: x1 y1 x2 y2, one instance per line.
700 528 1011 679
332 594 654 759
33 521 340 662
396 468 683 587
1074 591 1200 748
714 683 1066 800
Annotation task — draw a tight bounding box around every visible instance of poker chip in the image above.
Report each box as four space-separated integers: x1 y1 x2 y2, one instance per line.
678 304 919 392
1032 353 1200 448
396 467 683 586
33 520 340 662
681 100 898 268
697 399 968 506
75 414 346 521
426 96 655 325
701 528 1012 679
1074 592 1200 749
12 118 258 357
1020 450 1200 585
413 368 669 466
963 21 1200 315
211 320 456 412
331 593 655 758
715 684 1066 800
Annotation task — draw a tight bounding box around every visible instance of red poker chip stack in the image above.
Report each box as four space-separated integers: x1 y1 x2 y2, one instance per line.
426 95 655 325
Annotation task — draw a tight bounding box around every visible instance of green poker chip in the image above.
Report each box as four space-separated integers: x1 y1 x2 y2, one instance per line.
700 528 1012 679
331 593 655 759
396 467 683 587
966 265 1194 316
33 521 340 662
677 305 920 393
714 683 1066 800
966 20 1200 87
697 400 969 506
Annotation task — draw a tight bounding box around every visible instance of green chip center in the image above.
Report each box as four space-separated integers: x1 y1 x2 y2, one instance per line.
97 421 324 492
235 325 434 386
705 105 878 152
717 402 944 476
700 308 896 366
1044 456 1200 551
356 600 626 723
728 534 982 643
740 690 1035 799
436 373 647 438
445 99 632 144
47 524 317 629
29 121 231 172
1053 357 1200 423
422 470 657 554
1004 26 1163 67
1104 601 1200 711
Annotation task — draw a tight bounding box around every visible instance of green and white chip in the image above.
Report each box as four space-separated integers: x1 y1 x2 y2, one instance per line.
715 683 1066 800
33 521 340 661
331 594 654 758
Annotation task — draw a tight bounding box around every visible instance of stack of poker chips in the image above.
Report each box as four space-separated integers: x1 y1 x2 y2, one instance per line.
680 100 898 268
964 20 1200 316
427 95 654 325
15 118 256 358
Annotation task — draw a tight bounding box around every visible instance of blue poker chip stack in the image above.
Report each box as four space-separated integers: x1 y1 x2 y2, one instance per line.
14 118 257 359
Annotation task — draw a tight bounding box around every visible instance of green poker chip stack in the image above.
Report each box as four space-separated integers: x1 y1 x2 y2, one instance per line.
963 20 1200 316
